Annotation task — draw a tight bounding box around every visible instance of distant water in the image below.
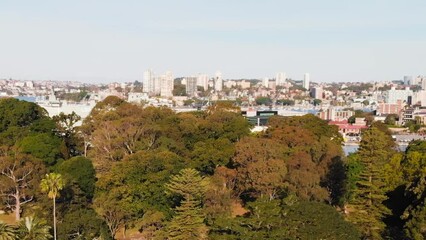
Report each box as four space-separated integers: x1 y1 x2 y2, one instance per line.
15 96 36 102
343 144 407 156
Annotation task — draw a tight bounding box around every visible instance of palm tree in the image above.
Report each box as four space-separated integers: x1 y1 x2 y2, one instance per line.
0 221 16 240
40 173 65 240
17 216 51 240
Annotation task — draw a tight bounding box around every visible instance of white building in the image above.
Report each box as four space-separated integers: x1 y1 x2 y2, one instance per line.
311 87 323 99
143 69 155 94
303 73 310 90
128 92 149 103
186 77 197 97
197 74 209 91
25 81 34 89
214 71 223 92
276 72 286 86
413 90 426 106
386 86 413 104
262 77 269 88
160 71 174 97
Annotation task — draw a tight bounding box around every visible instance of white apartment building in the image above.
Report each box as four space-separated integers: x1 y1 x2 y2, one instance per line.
303 73 310 90
386 86 413 104
262 77 269 88
197 74 209 91
185 77 197 97
311 87 323 99
214 71 223 92
143 69 155 94
276 72 286 86
160 71 174 97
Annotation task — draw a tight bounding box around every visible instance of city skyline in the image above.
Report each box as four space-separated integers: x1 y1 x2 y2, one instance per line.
1 1 426 83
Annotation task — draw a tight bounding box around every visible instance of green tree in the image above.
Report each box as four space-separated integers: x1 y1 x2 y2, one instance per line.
18 133 63 166
255 97 272 106
276 99 295 106
0 152 46 221
58 208 111 240
384 114 399 126
0 98 48 132
284 201 361 239
313 98 322 106
165 168 209 240
190 138 235 175
40 173 65 240
233 137 287 200
52 112 82 157
94 150 185 238
57 156 96 200
166 198 208 240
17 216 52 240
404 203 426 240
266 115 344 202
346 126 394 239
209 198 361 240
0 221 16 240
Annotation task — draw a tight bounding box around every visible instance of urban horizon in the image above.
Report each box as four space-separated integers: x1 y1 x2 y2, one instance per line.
1 1 426 83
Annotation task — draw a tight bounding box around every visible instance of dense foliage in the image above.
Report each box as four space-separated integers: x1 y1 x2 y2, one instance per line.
3 96 426 239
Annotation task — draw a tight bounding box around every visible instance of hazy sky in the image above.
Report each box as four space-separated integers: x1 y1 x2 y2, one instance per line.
0 0 425 83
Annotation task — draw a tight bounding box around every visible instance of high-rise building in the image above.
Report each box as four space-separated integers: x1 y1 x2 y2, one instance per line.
386 86 413 104
262 77 269 88
197 74 209 91
404 76 413 85
186 77 198 97
420 76 426 90
276 72 286 86
303 73 310 90
160 71 174 97
311 87 323 99
143 69 155 93
214 71 223 92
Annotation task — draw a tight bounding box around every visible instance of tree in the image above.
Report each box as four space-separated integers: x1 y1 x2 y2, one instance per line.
166 198 208 240
255 97 272 106
190 138 235 175
384 114 399 126
313 98 322 106
265 115 344 202
346 126 394 239
93 198 126 239
233 137 287 200
40 173 65 240
57 156 96 200
52 112 82 157
0 152 46 221
165 169 209 240
209 198 361 240
276 99 295 106
18 133 64 166
284 201 361 239
17 216 52 240
397 141 426 239
58 208 110 240
94 150 185 238
363 99 370 106
0 98 48 132
0 221 16 240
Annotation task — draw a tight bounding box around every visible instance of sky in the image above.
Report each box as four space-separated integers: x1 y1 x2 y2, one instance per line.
0 0 426 83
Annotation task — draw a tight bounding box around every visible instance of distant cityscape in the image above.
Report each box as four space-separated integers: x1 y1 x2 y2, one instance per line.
2 72 426 146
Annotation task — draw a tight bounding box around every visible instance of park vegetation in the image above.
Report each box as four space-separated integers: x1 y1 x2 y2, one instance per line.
0 97 425 239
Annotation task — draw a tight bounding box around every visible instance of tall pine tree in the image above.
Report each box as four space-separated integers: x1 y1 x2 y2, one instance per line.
347 126 394 239
165 168 209 240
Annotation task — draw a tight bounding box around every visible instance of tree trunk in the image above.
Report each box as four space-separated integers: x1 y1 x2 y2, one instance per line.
53 196 57 240
14 193 20 221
